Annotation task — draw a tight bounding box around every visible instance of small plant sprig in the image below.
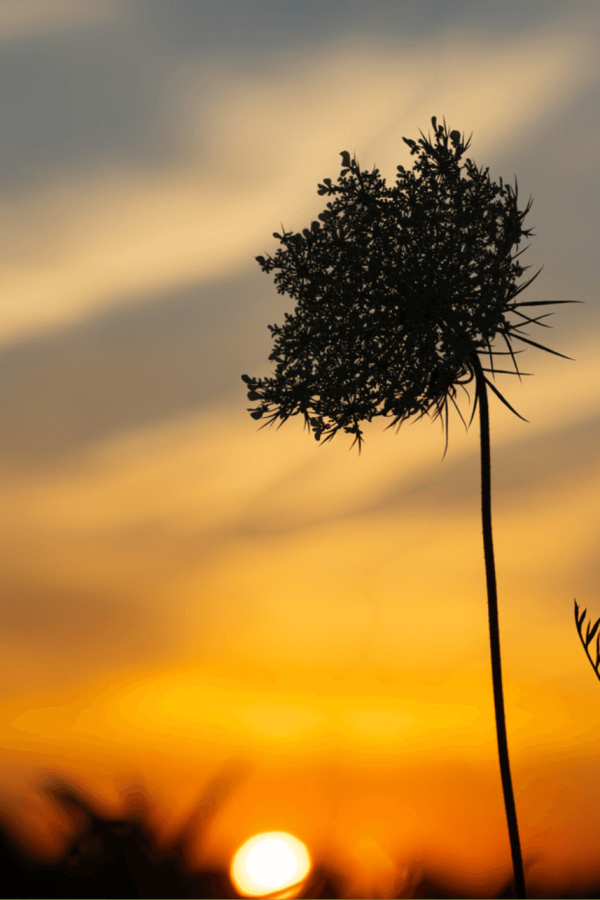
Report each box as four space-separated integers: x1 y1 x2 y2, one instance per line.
574 600 600 682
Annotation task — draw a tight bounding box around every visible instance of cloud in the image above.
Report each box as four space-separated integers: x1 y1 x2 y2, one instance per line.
0 20 595 347
0 269 278 467
0 340 598 690
0 0 121 42
0 0 597 747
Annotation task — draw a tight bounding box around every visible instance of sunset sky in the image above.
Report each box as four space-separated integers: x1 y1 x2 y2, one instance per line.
1 1 600 896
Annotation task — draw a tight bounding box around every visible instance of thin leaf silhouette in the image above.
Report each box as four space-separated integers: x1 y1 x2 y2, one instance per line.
574 599 600 683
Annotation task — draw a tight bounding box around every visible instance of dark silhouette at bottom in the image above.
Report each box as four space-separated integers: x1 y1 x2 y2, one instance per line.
0 772 599 898
0 770 341 899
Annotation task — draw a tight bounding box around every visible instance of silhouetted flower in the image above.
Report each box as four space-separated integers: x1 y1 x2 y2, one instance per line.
243 116 571 454
243 117 580 900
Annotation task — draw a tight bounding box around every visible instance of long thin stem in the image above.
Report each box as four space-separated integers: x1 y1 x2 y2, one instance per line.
473 353 526 899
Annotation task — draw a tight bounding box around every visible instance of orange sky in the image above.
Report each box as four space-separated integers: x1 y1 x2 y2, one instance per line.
1 1 600 897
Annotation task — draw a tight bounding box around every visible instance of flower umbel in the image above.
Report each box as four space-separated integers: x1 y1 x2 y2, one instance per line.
243 116 573 454
242 117 581 899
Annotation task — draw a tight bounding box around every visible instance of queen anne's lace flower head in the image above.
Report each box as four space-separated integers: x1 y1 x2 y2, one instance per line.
243 116 573 453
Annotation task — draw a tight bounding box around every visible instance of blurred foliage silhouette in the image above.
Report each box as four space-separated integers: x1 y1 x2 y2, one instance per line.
1 771 600 898
0 767 342 899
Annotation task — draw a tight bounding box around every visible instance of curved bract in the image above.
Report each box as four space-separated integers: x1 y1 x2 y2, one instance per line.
243 116 572 453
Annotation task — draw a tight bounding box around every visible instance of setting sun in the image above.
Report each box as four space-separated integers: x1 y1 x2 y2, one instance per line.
231 831 311 897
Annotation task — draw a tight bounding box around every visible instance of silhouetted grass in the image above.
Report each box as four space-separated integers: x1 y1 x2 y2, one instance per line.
1 773 599 899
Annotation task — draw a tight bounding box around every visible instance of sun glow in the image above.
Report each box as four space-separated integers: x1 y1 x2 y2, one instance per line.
231 831 311 898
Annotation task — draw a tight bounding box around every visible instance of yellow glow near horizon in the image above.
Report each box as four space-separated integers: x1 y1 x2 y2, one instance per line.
231 831 311 897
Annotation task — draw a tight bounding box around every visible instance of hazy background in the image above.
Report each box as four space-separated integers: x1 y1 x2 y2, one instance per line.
1 1 600 896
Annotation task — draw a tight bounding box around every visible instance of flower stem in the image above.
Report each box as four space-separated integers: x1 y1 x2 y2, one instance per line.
473 353 526 899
